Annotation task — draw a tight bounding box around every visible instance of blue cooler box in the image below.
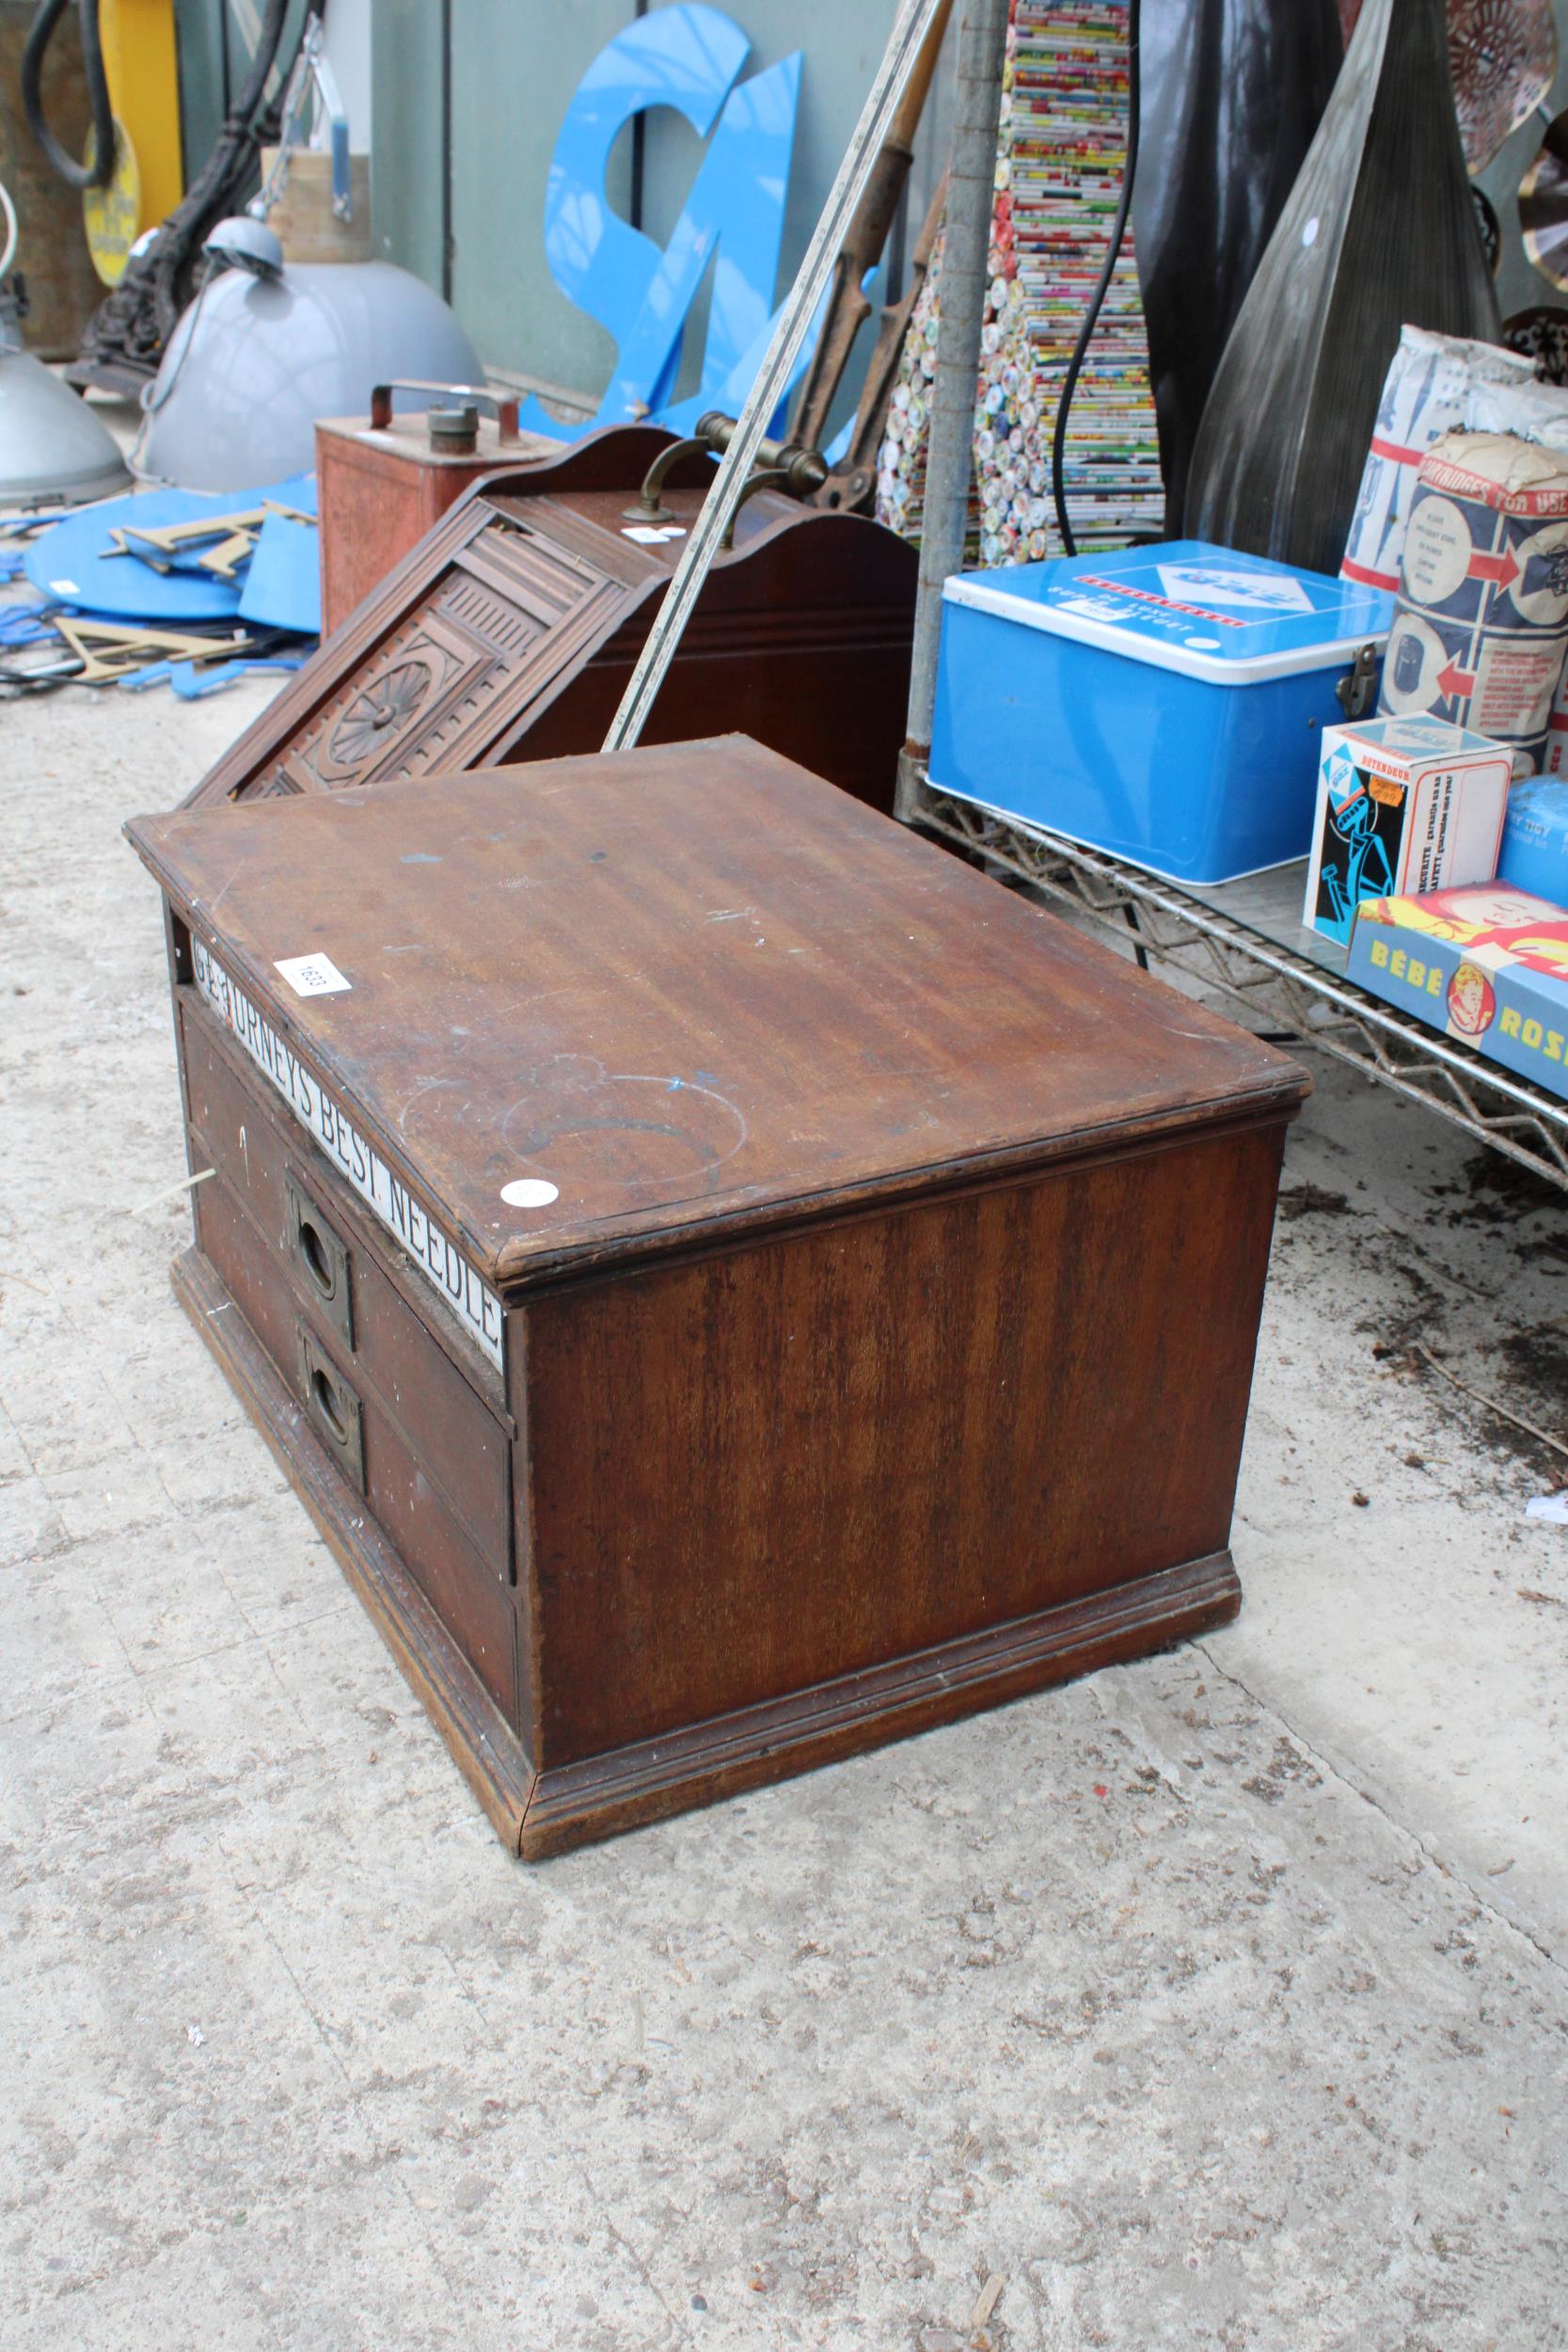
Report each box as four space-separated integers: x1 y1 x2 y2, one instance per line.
928 539 1393 885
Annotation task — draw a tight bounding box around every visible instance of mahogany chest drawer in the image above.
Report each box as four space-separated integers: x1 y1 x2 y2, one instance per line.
178 994 512 1577
193 1159 516 1720
129 736 1308 1860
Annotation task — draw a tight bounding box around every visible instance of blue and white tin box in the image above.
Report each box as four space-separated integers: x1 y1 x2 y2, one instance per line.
928 539 1394 885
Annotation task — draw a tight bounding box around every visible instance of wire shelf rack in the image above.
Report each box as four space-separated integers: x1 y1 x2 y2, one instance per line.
903 775 1568 1191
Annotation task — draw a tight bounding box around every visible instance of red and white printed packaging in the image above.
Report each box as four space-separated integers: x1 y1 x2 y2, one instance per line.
1341 327 1531 593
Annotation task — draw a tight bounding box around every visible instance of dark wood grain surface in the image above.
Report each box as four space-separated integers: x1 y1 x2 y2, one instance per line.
172 1247 534 1848
128 737 1308 1289
181 1001 514 1564
172 1216 1250 1854
520 1118 1285 1764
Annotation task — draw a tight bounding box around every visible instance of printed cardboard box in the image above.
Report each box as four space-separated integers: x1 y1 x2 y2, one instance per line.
1378 432 1568 763
1304 714 1511 946
1340 328 1529 594
1347 881 1568 1102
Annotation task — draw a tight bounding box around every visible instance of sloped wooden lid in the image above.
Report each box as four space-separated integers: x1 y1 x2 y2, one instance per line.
128 736 1307 1285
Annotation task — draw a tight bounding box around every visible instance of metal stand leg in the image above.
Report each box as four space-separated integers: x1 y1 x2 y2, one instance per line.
901 0 1010 781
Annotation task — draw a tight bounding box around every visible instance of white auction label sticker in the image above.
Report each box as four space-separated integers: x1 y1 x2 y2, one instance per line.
500 1178 559 1209
192 939 503 1370
275 952 352 997
621 523 687 545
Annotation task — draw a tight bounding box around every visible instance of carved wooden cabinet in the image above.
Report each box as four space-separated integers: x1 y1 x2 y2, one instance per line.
129 738 1307 1858
186 425 917 816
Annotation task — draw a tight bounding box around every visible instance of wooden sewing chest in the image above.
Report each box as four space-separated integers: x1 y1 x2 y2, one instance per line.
127 738 1307 1857
184 424 917 818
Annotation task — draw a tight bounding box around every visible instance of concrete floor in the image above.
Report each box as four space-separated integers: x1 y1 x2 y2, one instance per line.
3 676 1566 2352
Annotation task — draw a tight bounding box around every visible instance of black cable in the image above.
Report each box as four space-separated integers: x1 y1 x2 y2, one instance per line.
1051 0 1141 560
0 657 84 693
73 0 302 385
22 0 116 191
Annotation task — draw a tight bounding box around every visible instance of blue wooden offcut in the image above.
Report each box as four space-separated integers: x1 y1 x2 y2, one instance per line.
238 513 322 636
24 473 317 623
513 6 804 444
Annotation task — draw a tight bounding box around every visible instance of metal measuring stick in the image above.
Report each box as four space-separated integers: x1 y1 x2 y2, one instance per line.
902 0 1008 770
601 0 951 755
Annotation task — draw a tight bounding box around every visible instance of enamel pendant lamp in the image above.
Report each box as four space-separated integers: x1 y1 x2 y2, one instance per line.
0 178 130 505
137 219 483 493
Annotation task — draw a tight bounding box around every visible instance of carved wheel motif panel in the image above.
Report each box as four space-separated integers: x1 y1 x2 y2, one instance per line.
327 660 437 769
284 612 467 792
268 513 627 798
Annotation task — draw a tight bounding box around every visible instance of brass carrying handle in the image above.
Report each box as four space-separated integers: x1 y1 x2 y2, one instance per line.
368 382 522 437
626 410 829 529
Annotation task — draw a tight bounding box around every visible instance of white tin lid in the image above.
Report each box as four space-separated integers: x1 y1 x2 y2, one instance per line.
942 539 1393 687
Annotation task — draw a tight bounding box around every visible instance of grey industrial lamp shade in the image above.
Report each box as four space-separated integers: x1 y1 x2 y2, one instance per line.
138 255 485 492
0 153 130 503
200 215 286 280
0 344 132 505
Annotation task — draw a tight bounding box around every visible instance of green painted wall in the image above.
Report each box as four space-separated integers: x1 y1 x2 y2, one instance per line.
182 3 1568 401
367 0 933 410
174 0 317 209
369 0 449 294
447 0 635 400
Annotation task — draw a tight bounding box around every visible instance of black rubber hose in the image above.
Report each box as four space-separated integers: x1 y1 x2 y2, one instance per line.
23 0 116 192
138 0 293 348
1051 0 1142 561
76 0 296 375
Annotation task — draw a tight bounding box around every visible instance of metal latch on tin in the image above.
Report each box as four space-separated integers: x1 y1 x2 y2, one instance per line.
1336 643 1381 722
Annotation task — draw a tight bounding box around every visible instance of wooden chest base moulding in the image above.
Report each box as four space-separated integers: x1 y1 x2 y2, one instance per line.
127 738 1309 1858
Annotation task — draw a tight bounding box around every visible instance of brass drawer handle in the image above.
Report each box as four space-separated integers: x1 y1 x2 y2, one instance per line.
285 1169 355 1348
296 1326 366 1493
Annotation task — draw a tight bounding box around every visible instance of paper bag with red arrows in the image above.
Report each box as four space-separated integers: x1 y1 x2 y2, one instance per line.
1379 430 1568 767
